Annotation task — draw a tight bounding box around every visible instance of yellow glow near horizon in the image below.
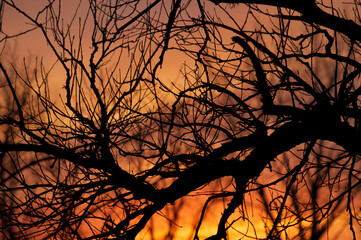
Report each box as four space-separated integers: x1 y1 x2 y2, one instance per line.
2 1 361 240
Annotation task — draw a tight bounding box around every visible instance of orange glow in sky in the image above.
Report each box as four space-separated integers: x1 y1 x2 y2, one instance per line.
1 1 361 239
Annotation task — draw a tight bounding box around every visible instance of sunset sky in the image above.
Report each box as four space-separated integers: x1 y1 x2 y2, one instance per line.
1 0 361 239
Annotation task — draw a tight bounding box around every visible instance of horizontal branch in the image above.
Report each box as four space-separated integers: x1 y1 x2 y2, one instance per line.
209 0 361 42
155 113 361 203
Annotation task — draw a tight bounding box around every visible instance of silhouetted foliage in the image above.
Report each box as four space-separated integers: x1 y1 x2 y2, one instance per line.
1 0 361 239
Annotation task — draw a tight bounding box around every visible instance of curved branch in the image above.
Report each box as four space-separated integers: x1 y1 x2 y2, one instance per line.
209 0 361 42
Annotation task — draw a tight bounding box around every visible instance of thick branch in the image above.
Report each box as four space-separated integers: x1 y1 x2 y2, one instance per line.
210 0 361 42
156 113 361 204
